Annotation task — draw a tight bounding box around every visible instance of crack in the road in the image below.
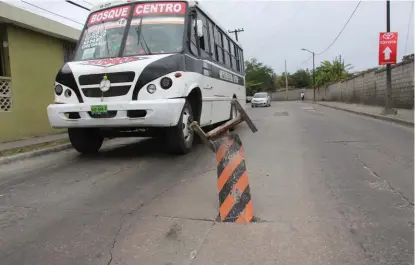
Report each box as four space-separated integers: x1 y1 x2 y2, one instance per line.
107 203 143 265
324 140 367 144
353 153 414 206
337 141 414 206
188 222 215 265
106 168 216 265
154 214 216 223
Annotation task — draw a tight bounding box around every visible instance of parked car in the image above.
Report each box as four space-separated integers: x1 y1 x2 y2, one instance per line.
251 92 271 107
246 96 253 103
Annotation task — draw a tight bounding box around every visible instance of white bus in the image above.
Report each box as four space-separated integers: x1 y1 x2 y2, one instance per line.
47 0 246 154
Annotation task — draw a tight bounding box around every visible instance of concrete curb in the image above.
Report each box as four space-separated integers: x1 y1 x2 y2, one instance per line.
0 143 72 166
314 102 414 127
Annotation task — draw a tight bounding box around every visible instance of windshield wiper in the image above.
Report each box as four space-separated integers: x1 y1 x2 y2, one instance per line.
101 20 114 59
135 16 152 55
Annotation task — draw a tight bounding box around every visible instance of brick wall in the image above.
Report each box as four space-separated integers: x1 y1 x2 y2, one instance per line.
272 89 314 101
318 58 414 109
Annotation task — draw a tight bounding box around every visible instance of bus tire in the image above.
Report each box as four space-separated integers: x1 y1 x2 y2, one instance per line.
167 100 194 154
68 128 103 155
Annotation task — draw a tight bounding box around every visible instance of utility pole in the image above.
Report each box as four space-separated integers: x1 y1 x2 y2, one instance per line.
285 60 289 100
384 0 393 114
301 48 316 102
312 52 316 102
228 28 244 41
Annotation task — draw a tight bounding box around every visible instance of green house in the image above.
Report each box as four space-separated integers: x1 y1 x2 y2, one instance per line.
0 1 81 142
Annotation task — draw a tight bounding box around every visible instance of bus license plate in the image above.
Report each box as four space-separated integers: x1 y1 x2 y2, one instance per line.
91 105 108 114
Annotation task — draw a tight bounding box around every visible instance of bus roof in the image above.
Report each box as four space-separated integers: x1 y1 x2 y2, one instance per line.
89 0 243 49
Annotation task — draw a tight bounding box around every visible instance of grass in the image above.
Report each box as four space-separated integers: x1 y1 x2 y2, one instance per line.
0 139 70 157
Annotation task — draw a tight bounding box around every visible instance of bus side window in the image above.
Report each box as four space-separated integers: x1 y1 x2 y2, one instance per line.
196 11 210 59
208 21 215 60
214 27 224 64
239 48 245 73
189 14 199 56
231 42 238 71
223 36 231 68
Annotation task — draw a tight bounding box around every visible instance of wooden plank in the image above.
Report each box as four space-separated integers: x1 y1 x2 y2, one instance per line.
190 121 215 152
206 116 243 138
233 99 258 133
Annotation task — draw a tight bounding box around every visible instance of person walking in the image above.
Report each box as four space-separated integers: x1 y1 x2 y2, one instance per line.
301 92 305 102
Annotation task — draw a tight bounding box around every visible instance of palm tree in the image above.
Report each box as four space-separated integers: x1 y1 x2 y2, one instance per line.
315 56 353 88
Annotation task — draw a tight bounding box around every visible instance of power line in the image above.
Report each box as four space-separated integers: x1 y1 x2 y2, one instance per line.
300 54 313 65
316 1 362 56
20 0 84 25
65 0 90 11
287 0 309 21
404 0 414 55
296 1 361 70
257 0 308 51
81 0 93 5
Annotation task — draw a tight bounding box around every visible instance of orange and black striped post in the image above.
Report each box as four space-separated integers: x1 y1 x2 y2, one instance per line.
213 133 254 223
190 99 257 222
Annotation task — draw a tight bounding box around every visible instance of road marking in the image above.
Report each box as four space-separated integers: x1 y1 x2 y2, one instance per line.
301 106 315 110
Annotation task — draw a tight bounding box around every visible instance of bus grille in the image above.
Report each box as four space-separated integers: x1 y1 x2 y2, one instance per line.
82 86 131 97
78 72 135 85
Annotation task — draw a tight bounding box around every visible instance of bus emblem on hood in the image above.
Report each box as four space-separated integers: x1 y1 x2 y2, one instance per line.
99 75 111 92
80 57 149 67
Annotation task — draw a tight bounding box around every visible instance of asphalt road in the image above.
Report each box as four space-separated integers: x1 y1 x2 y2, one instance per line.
0 102 413 265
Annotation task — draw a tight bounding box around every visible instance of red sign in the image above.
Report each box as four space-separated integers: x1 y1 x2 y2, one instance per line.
379 32 398 65
88 6 131 26
133 2 186 16
80 57 148 67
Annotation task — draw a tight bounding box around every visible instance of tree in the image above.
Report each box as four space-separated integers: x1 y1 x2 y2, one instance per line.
314 55 353 88
278 72 296 89
245 58 276 95
245 80 263 96
291 69 311 88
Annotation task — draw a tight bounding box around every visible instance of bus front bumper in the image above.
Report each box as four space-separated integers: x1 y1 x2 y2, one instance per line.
47 99 185 128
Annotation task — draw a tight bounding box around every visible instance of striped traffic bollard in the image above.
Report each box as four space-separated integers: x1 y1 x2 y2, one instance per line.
214 133 254 223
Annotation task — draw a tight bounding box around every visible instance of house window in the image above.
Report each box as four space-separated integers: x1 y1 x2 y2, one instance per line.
0 76 11 112
0 43 4 77
63 42 76 64
0 25 11 112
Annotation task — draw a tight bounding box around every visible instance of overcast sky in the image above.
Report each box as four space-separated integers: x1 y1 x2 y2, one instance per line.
4 0 414 74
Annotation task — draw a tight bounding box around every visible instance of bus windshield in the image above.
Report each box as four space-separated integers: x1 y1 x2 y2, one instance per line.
73 2 187 61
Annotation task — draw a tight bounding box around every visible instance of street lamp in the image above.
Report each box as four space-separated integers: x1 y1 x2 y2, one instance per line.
301 48 316 102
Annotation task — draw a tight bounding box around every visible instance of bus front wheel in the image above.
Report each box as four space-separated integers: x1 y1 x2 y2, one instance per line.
167 100 194 154
68 128 103 155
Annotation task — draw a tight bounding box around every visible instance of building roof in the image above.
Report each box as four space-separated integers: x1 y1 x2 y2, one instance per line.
0 1 81 43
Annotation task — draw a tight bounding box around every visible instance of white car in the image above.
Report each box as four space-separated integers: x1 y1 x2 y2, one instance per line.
251 92 271 107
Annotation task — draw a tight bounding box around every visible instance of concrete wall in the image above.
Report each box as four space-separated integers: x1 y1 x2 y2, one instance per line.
317 59 414 109
272 89 314 101
0 25 69 142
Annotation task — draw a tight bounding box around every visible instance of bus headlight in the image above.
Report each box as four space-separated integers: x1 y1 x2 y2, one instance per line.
147 84 156 94
64 89 72 98
55 85 63 95
160 77 173 89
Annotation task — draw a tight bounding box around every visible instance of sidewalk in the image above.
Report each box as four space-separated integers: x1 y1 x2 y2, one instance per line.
0 133 68 153
315 101 414 126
